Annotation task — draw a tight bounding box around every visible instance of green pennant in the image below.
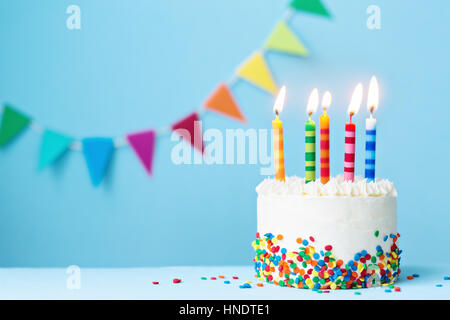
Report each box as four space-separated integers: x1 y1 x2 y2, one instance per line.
0 105 31 147
289 0 331 18
265 22 308 56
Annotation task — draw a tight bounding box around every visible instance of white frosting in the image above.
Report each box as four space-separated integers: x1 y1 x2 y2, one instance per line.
256 175 397 198
256 176 398 263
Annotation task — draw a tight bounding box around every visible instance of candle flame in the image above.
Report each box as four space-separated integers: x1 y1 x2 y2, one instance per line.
367 76 379 113
322 91 332 109
348 83 363 116
273 86 286 114
306 88 319 115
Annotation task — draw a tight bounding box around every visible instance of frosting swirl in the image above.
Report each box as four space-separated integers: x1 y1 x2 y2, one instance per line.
256 175 397 197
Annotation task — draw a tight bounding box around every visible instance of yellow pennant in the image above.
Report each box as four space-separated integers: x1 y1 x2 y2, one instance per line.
265 22 308 57
237 52 278 95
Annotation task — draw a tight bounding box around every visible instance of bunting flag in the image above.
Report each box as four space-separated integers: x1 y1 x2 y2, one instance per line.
237 52 278 95
82 138 114 186
0 105 31 147
171 112 204 153
39 130 73 169
204 84 246 123
289 0 331 18
265 21 308 57
0 3 333 185
126 129 156 175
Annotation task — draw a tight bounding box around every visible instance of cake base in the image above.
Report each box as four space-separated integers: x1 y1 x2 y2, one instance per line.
252 232 401 290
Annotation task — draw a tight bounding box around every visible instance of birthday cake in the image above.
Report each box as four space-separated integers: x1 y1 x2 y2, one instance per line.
252 175 401 290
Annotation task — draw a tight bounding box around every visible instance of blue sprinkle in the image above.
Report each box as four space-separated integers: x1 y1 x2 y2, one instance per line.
314 283 321 289
361 250 367 256
390 234 396 238
302 239 309 246
413 274 420 278
348 260 354 266
318 260 325 266
383 235 388 242
320 250 325 257
436 284 443 287
224 281 230 284
444 276 450 280
385 289 392 293
376 245 382 252
354 253 361 261
281 248 287 254
351 265 357 271
239 283 251 289
313 253 320 260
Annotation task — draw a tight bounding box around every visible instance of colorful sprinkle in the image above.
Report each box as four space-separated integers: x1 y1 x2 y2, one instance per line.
218 275 225 279
354 292 361 295
152 281 159 285
201 277 207 280
436 284 443 287
233 276 239 279
239 283 252 289
172 278 182 284
224 280 230 284
407 276 414 280
252 233 401 290
257 283 264 287
413 273 420 278
210 277 217 280
385 289 392 293
394 286 401 292
374 230 379 237
444 276 450 280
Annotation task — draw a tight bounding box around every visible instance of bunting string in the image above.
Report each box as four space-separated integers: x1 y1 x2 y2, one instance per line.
0 1 331 186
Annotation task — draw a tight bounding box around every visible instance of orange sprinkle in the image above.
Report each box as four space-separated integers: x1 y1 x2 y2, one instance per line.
277 234 283 240
296 238 303 244
257 283 264 287
218 275 225 279
336 260 343 267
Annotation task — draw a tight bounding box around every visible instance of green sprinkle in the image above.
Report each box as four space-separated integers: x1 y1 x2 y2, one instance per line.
201 277 207 280
317 290 323 293
354 292 361 295
389 284 394 289
371 256 377 263
374 230 379 237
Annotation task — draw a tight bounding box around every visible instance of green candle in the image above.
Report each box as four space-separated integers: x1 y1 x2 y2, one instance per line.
305 88 319 183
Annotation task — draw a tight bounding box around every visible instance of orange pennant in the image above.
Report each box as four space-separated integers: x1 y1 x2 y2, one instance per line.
204 84 246 123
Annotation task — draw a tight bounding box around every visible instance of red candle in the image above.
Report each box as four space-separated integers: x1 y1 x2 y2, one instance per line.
344 83 363 182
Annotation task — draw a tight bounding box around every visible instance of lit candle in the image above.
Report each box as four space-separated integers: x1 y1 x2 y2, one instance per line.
273 86 286 181
344 83 363 182
365 76 379 182
305 88 319 183
320 91 332 184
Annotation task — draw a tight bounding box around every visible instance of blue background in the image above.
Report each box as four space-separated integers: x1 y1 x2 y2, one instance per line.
0 0 449 267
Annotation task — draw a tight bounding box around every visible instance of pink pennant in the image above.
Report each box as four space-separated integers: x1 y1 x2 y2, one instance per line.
171 112 203 153
126 129 156 175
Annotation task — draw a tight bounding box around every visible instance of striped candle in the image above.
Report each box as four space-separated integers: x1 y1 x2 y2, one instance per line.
344 122 356 181
305 88 319 184
305 118 316 183
272 86 286 181
365 76 379 182
344 83 363 182
320 91 331 184
273 116 285 181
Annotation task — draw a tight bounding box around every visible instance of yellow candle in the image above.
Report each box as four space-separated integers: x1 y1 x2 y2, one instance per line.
273 86 286 181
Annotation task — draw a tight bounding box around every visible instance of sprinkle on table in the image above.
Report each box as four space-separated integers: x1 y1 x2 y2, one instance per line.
257 283 264 287
218 275 225 279
354 292 361 295
172 278 182 284
239 283 252 289
201 277 207 280
407 276 414 280
224 280 230 284
374 230 379 237
210 277 217 280
152 281 159 285
436 284 443 287
394 286 401 292
444 276 450 280
413 273 420 278
385 289 392 293
232 276 239 279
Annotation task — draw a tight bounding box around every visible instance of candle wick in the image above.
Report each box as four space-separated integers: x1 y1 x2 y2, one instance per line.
370 106 374 119
275 109 279 118
349 112 354 123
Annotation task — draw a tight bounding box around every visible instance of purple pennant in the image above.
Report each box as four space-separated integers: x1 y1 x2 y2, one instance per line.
126 129 156 175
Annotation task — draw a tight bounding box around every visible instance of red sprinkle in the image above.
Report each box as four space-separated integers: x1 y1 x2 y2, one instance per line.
211 277 217 280
407 276 414 280
173 278 182 284
309 236 315 242
152 281 159 285
325 245 333 251
233 276 239 279
394 287 401 292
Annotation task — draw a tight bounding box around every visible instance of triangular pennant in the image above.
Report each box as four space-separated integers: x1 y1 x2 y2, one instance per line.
237 52 278 95
82 137 114 186
171 112 203 153
39 129 73 169
126 129 156 175
204 83 246 123
289 0 331 18
265 22 309 57
0 105 31 147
